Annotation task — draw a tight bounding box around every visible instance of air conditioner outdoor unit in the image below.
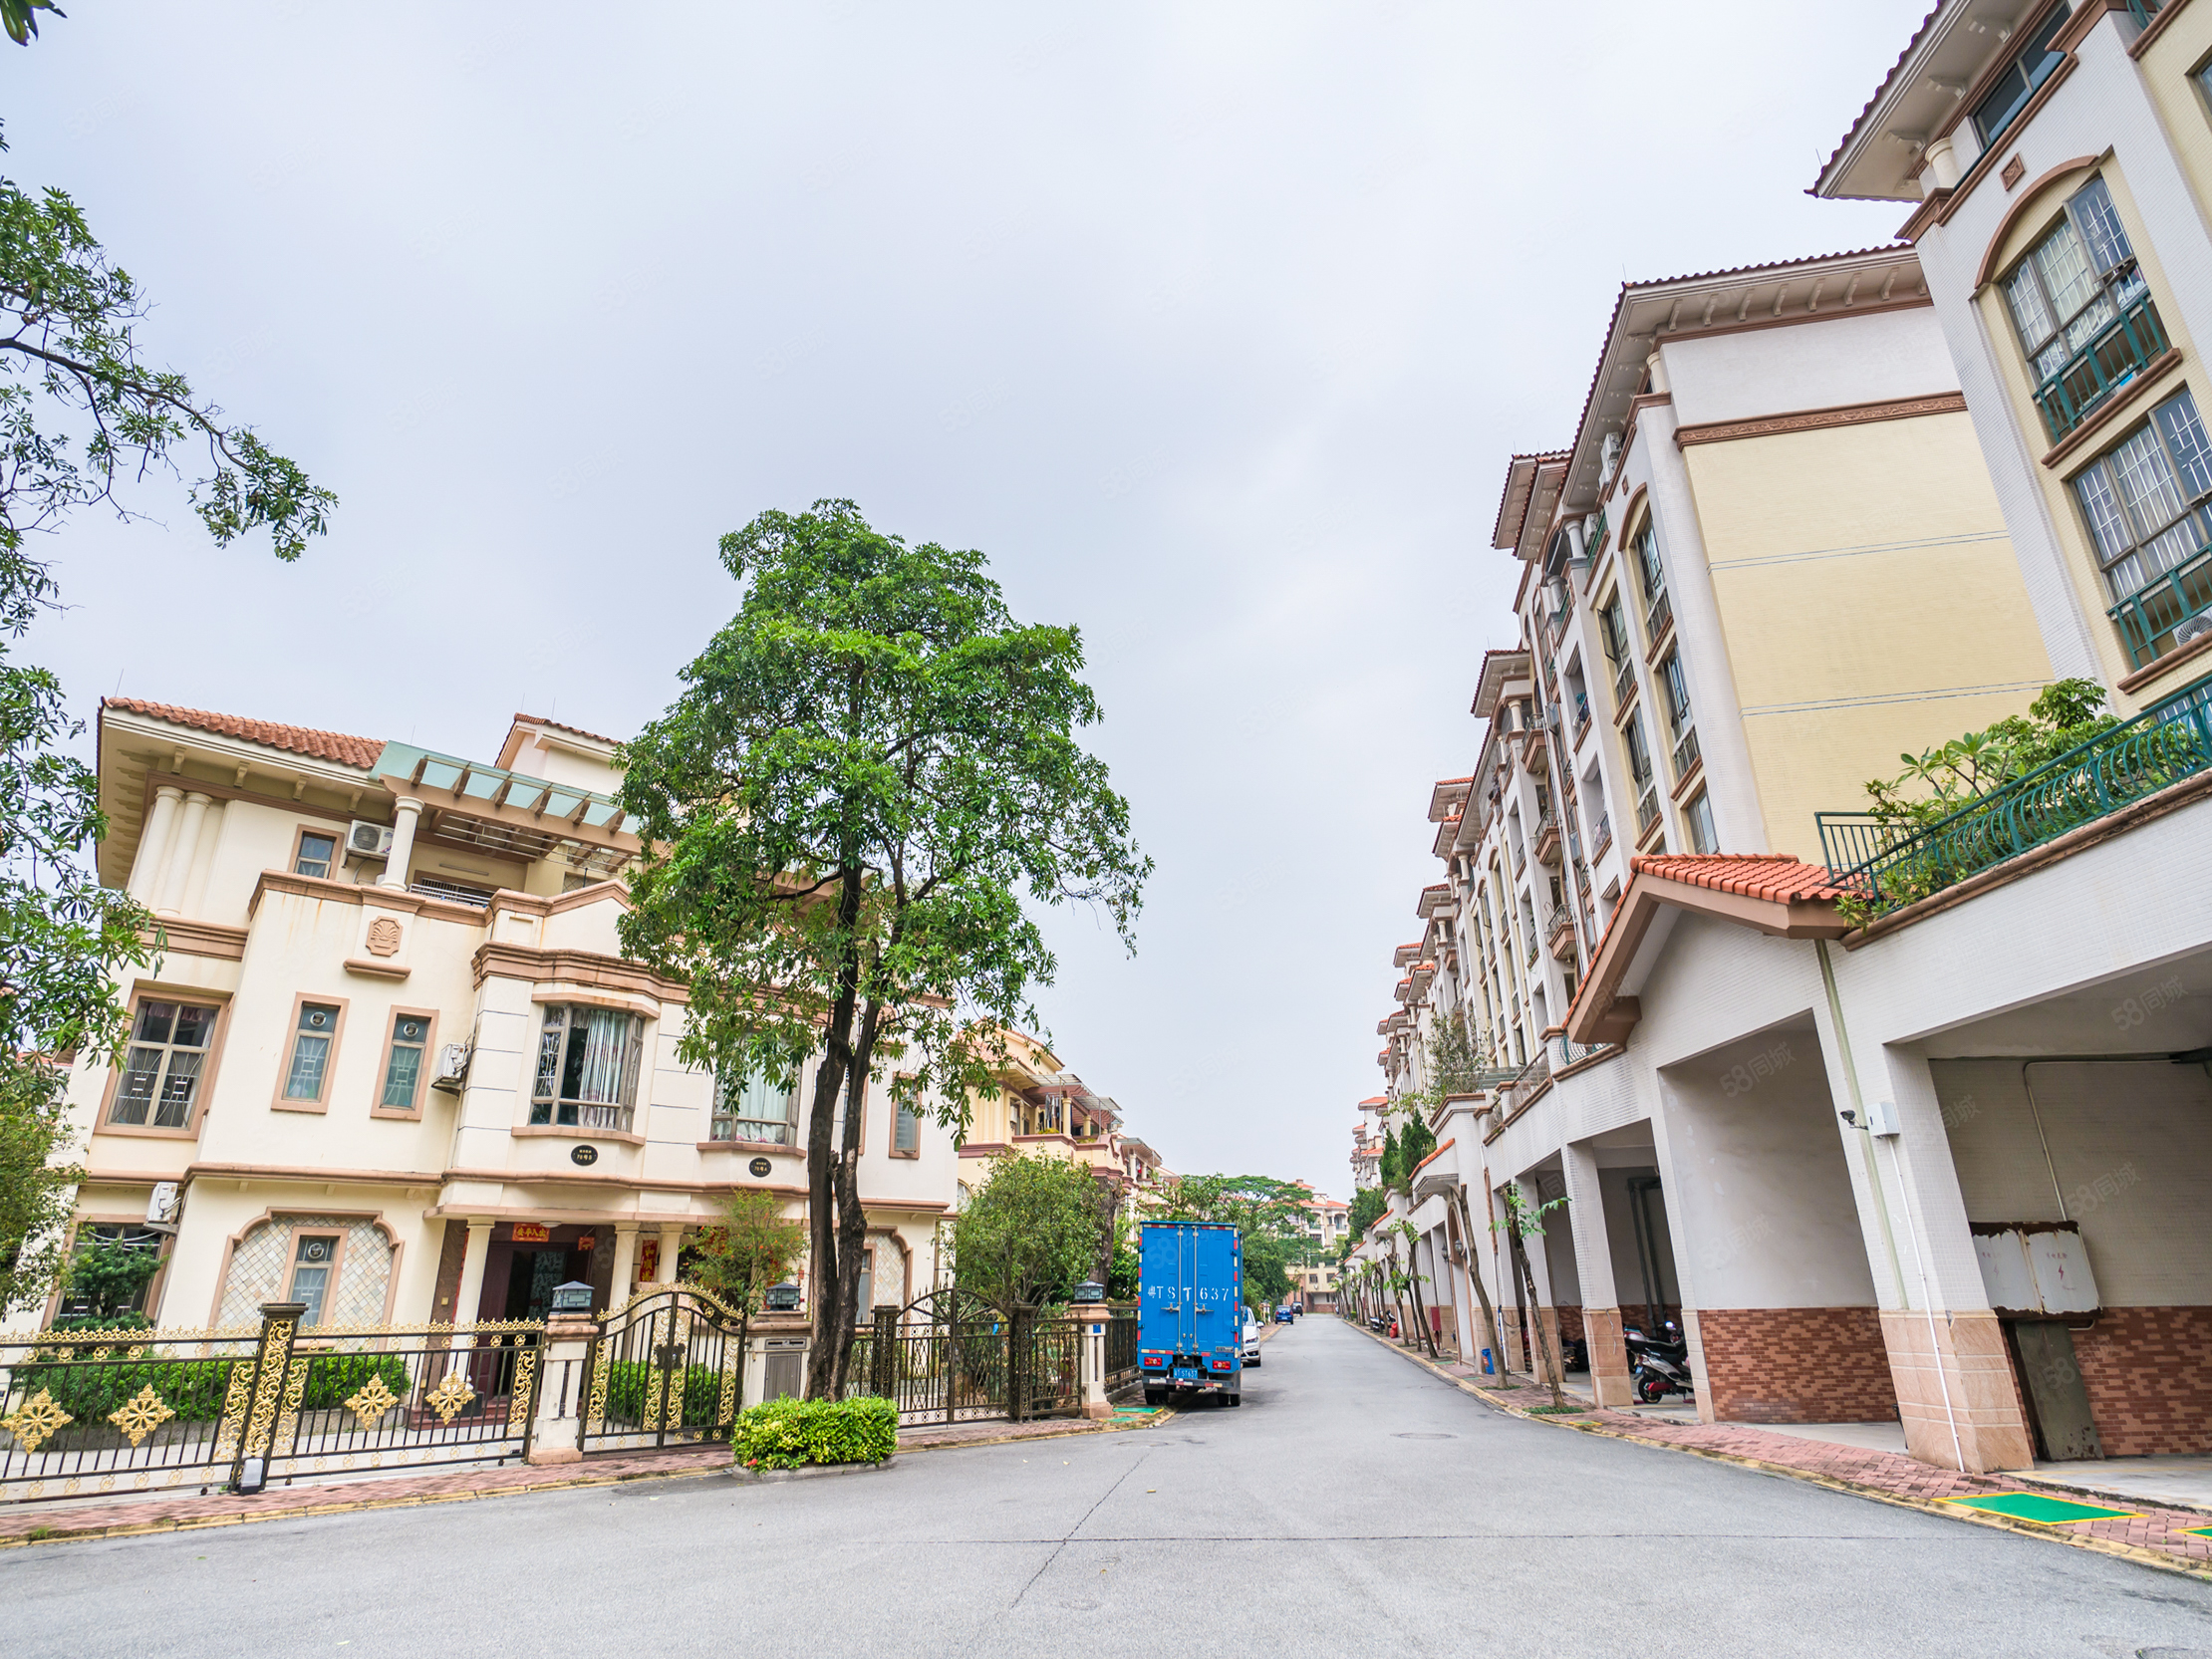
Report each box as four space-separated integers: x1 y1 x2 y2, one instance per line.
2175 610 2212 651
348 819 395 858
1600 431 1622 475
144 1180 181 1232
430 1042 471 1093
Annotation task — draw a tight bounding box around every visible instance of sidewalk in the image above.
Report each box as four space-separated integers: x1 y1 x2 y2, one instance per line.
0 1405 1170 1550
1353 1323 2212 1581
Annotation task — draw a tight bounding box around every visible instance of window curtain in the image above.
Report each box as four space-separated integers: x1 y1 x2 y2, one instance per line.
573 1008 635 1103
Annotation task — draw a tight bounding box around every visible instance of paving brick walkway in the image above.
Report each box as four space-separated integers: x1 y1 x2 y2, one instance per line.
1355 1323 2212 1578
0 1406 1167 1549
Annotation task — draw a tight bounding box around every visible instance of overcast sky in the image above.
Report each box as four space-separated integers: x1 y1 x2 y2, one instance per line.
14 3 1927 1196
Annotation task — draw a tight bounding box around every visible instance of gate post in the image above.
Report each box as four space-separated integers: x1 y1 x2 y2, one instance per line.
871 1305 898 1402
1079 1311 1111 1420
527 1310 601 1465
1008 1305 1033 1423
228 1301 306 1494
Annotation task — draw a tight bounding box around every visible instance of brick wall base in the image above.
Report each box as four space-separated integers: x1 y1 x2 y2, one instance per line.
1698 1306 1897 1424
2069 1306 2212 1457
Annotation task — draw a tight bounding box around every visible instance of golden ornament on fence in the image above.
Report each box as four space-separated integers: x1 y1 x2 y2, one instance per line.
343 1375 401 1434
2 1389 74 1454
424 1370 476 1425
107 1385 176 1449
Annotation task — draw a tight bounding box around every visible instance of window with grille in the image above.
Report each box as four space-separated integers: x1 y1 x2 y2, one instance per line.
893 1098 921 1156
381 1012 431 1112
2004 177 2161 439
532 1005 644 1130
2073 389 2212 623
284 1002 342 1102
112 999 219 1128
712 1067 798 1144
1686 790 1719 856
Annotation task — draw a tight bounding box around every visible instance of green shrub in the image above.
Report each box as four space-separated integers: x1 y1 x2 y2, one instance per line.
731 1395 896 1469
16 1352 237 1427
301 1353 413 1415
605 1359 722 1426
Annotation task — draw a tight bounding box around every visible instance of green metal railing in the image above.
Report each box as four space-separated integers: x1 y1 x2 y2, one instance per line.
2109 543 2212 668
2126 0 2165 26
2032 288 2166 442
1816 669 2212 913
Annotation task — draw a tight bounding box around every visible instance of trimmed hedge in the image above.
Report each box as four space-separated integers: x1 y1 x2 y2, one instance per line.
731 1395 896 1470
606 1360 722 1427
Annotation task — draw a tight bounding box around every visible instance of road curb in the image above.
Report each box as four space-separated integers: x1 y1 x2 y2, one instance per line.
1340 1317 2212 1585
898 1408 1173 1456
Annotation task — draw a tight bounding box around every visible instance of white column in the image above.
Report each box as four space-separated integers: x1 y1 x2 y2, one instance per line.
452 1221 495 1326
609 1224 640 1304
377 796 422 889
178 799 225 918
654 1225 683 1284
129 785 184 903
153 791 210 916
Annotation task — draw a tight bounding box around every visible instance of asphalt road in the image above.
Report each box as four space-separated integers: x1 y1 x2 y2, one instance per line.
12 1315 2212 1659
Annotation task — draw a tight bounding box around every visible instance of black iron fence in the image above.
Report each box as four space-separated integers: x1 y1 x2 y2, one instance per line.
844 1304 1099 1426
1104 1306 1140 1398
579 1287 745 1456
0 1302 543 1504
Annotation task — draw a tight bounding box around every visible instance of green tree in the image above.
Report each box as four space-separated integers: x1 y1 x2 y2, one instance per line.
1346 1185 1386 1248
1377 1128 1403 1192
0 125 333 1314
2 1 62 47
1394 1114 1436 1195
691 1190 807 1406
953 1152 1108 1315
1156 1175 1314 1314
618 501 1148 1397
1104 1214 1139 1300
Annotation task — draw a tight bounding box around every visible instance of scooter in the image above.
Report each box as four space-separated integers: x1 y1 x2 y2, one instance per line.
1623 1320 1695 1404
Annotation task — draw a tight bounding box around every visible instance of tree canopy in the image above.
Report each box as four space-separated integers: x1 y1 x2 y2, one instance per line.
618 501 1148 1394
0 123 332 1313
953 1152 1109 1314
1156 1174 1319 1314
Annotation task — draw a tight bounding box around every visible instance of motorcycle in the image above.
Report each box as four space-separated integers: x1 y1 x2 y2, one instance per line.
1623 1320 1695 1404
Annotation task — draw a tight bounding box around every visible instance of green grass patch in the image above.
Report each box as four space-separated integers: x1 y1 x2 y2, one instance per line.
1937 1491 2135 1524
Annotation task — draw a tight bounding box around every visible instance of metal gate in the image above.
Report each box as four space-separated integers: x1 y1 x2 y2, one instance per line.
579 1287 746 1456
843 1291 1082 1426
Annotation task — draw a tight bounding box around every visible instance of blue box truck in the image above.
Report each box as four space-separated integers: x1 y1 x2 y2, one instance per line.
1139 1221 1244 1407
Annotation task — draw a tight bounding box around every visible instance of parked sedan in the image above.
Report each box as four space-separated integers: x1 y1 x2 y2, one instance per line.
1242 1313 1261 1366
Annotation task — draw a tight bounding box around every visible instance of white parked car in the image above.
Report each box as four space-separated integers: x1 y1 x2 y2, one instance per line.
1242 1312 1261 1366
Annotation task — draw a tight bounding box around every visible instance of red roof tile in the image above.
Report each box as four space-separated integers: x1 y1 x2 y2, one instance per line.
1629 853 1853 903
1413 1137 1455 1173
105 698 383 769
515 711 622 747
1815 5 1943 196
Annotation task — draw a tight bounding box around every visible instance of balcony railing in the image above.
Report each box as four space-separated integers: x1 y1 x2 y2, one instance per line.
1672 722 1702 782
1816 668 2212 917
1644 587 1673 646
2033 286 2167 443
574 1101 636 1134
2108 543 2212 669
1587 507 1609 556
1612 656 1635 710
1532 807 1561 865
2126 1 2165 32
1544 905 1577 961
1572 690 1590 732
1633 785 1660 837
1589 812 1613 859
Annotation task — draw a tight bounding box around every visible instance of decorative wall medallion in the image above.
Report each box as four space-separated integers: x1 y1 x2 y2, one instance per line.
571 1145 598 1166
108 1385 176 1448
2001 153 2026 191
748 1156 772 1178
424 1370 477 1425
366 918 403 958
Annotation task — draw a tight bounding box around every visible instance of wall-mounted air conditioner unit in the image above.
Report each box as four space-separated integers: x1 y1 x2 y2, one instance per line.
1600 431 1622 476
347 819 395 858
430 1042 471 1093
2175 611 2212 651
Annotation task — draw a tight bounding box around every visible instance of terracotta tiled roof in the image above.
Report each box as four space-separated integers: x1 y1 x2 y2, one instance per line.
105 698 383 769
1413 1137 1455 1173
1629 853 1853 903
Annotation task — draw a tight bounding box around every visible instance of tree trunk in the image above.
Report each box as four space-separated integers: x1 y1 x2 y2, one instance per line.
1401 1235 1440 1360
824 996 884 1398
1508 1215 1564 1408
803 861 866 1399
1447 1188 1504 1376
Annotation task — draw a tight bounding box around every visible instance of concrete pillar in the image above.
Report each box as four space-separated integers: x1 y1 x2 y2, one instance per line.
525 1312 598 1465
1874 1047 2033 1474
452 1221 495 1327
1562 1141 1634 1408
129 784 184 903
154 791 210 916
609 1224 640 1305
1079 1311 1112 1420
377 796 422 889
178 799 225 918
654 1225 683 1285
